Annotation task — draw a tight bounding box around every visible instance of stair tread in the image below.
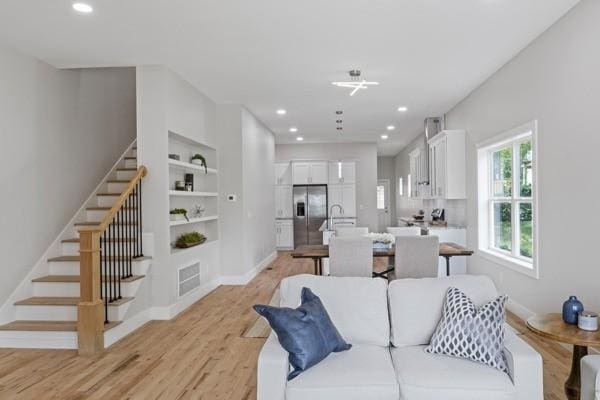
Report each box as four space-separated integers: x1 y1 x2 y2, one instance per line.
32 275 145 283
97 192 122 196
15 297 134 306
62 237 135 243
74 221 137 226
116 168 136 171
0 320 121 332
86 206 137 211
107 180 130 183
48 255 148 262
124 157 136 160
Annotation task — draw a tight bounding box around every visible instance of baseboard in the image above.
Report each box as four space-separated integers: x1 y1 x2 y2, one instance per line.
150 278 221 320
219 251 277 286
104 309 152 348
0 331 77 349
506 298 536 321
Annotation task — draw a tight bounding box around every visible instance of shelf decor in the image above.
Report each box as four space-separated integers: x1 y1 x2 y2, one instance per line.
191 154 208 174
170 208 189 222
175 231 207 249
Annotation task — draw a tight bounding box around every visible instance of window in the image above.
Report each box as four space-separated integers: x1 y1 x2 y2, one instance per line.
407 174 412 198
398 177 403 196
477 121 538 278
377 185 385 209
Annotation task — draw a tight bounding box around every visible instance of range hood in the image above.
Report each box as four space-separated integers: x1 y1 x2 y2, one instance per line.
420 117 444 185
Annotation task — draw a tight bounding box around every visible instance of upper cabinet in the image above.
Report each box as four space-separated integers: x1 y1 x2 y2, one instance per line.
408 148 427 198
274 162 292 185
328 161 355 184
428 130 466 199
292 161 328 185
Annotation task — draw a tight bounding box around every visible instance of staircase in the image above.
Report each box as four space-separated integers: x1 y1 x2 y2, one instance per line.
0 145 150 350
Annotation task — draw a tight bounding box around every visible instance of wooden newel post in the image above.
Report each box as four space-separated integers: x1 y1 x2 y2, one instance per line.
77 229 104 356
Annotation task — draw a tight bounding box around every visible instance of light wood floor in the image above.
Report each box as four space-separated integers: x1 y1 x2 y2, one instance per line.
0 252 572 399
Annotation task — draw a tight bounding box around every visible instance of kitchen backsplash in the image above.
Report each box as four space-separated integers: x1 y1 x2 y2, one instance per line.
397 196 466 227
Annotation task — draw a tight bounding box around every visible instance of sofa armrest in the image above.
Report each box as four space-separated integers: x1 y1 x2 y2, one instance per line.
257 332 289 400
582 355 600 400
503 329 543 400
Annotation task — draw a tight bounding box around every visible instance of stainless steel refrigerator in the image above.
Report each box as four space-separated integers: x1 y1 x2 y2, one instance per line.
293 185 327 246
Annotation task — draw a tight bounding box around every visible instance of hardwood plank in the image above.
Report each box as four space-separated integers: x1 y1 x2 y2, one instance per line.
14 297 133 306
0 253 573 399
0 320 121 332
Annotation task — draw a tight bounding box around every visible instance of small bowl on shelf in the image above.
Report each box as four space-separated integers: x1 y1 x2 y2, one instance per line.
412 215 425 221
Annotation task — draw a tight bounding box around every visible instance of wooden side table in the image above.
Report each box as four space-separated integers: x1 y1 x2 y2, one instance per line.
527 313 600 400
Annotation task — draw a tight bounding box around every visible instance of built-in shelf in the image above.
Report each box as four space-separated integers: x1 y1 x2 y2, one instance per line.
168 159 218 174
169 215 219 227
170 239 218 255
169 190 218 197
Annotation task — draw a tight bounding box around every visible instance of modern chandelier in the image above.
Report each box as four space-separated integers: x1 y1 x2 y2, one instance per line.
332 70 379 96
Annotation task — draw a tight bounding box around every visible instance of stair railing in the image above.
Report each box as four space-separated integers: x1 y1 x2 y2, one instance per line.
77 165 147 356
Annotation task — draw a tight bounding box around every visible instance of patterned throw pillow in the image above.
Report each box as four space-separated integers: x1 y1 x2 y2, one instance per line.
425 287 509 372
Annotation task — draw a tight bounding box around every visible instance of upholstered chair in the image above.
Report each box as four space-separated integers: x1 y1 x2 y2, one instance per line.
582 355 600 400
329 236 373 277
391 235 439 280
386 227 422 237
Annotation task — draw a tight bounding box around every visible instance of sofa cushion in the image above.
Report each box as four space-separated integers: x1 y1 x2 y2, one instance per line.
280 274 390 346
286 344 399 400
391 345 515 400
388 275 498 347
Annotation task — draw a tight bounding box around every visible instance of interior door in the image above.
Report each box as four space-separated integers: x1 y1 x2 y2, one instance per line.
377 179 391 231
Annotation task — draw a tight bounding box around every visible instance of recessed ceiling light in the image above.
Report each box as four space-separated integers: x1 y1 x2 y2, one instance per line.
336 120 343 124
336 127 343 131
72 2 93 13
381 134 389 140
387 125 395 131
397 106 408 112
296 136 304 141
289 127 298 133
276 109 287 115
335 110 343 115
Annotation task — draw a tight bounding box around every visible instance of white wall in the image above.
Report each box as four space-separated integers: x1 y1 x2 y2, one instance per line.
275 143 378 231
445 0 600 314
377 156 397 225
217 105 276 278
137 65 219 310
0 46 136 307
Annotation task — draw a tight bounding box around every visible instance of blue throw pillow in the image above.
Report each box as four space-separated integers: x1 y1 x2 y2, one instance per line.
253 287 351 380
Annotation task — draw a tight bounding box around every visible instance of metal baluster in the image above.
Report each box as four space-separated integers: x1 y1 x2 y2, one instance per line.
129 195 133 277
102 232 108 324
138 180 143 257
117 210 122 300
111 219 115 303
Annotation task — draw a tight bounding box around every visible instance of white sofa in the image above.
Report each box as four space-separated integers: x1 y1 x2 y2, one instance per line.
582 355 600 400
257 274 543 400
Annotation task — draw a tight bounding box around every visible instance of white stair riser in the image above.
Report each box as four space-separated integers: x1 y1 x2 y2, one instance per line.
124 159 137 168
108 182 127 193
61 242 80 256
49 259 150 276
33 280 141 297
87 209 108 221
130 149 137 157
97 195 119 207
116 170 136 180
16 304 125 321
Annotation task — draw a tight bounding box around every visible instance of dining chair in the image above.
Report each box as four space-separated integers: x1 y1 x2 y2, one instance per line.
386 227 422 237
390 235 439 280
334 227 369 237
329 236 373 277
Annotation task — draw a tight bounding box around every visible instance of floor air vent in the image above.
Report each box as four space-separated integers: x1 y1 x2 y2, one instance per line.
178 263 201 297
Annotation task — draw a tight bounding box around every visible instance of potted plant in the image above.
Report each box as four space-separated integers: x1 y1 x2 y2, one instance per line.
191 154 208 174
367 232 395 250
169 208 189 222
174 231 207 249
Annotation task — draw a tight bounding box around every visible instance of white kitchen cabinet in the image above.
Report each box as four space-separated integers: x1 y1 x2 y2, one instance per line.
275 186 293 218
292 161 328 184
409 148 427 198
328 161 355 184
275 220 293 249
274 162 292 185
328 184 356 217
428 130 466 199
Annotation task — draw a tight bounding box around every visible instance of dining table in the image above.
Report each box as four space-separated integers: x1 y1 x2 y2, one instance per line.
290 242 474 277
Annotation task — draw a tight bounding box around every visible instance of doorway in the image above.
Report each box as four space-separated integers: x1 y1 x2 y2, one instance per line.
377 179 391 231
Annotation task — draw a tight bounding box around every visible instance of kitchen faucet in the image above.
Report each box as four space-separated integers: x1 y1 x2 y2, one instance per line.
329 204 344 230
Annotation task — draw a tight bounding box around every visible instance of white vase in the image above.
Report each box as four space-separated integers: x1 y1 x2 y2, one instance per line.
170 214 186 221
191 159 204 166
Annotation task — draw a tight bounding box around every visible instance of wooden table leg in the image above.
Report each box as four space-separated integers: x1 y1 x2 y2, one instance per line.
312 258 319 275
318 258 322 276
444 256 451 276
565 344 588 400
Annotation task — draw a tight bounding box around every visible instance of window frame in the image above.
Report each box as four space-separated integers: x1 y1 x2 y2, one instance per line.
476 121 539 279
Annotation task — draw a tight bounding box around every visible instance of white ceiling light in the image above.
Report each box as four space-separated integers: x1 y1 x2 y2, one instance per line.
289 127 298 133
332 70 379 97
296 136 304 141
72 3 93 13
381 134 389 140
387 125 395 131
276 109 287 115
397 106 408 112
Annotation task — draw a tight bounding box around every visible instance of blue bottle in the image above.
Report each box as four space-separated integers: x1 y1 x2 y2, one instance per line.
562 296 584 325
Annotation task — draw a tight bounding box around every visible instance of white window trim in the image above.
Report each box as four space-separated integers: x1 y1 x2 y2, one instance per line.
476 120 539 279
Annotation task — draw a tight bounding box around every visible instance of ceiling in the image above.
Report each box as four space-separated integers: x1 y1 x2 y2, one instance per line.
0 0 579 156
